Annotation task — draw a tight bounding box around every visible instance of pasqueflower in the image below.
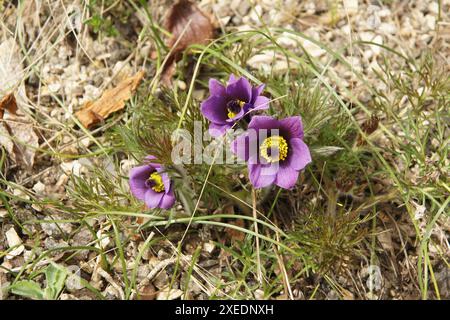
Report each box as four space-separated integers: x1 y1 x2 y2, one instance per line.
129 156 176 209
231 116 311 189
201 75 270 137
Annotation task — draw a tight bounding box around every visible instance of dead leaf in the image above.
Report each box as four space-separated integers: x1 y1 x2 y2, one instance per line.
162 0 214 85
377 229 394 256
0 117 39 170
0 93 18 119
75 70 145 128
0 38 27 105
226 219 246 243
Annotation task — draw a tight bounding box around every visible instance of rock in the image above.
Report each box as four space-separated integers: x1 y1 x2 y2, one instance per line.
32 181 46 194
44 237 68 251
300 39 326 58
203 241 215 254
379 23 397 34
60 160 83 177
48 83 61 93
343 0 358 15
5 227 24 259
65 273 84 292
137 265 150 282
156 288 183 300
138 283 156 300
153 271 169 289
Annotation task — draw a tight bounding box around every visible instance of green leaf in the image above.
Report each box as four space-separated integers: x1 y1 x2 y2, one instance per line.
44 263 68 300
9 280 45 300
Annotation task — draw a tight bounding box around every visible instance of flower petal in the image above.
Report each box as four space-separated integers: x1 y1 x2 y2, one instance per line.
280 116 304 139
251 84 265 103
226 77 252 102
227 74 238 85
274 165 300 189
129 165 152 200
159 171 171 194
201 95 228 123
248 164 277 188
251 96 270 111
159 188 176 209
209 78 226 96
209 122 231 137
287 138 312 170
247 115 280 131
144 189 164 209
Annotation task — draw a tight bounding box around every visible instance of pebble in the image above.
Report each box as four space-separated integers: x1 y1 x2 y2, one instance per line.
5 227 25 259
32 181 46 194
343 0 358 15
156 288 183 300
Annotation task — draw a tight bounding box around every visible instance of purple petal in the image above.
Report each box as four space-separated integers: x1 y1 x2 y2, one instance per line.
209 78 226 96
201 95 228 123
144 189 164 209
227 74 238 85
287 138 311 170
251 96 270 111
226 77 252 102
251 84 265 103
209 122 232 137
248 164 277 188
160 171 171 194
280 116 304 139
274 165 300 189
247 115 279 131
159 188 176 209
231 129 259 162
129 165 152 200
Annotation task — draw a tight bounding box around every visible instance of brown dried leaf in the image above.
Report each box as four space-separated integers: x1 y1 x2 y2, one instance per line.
162 0 214 85
0 93 18 119
0 117 39 170
226 219 246 243
75 70 145 128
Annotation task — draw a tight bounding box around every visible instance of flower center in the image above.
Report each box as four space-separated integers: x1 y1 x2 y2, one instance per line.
226 99 245 119
260 136 289 163
147 172 165 193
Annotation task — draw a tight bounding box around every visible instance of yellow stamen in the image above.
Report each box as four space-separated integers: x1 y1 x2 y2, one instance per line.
149 172 165 193
260 136 288 162
227 100 246 119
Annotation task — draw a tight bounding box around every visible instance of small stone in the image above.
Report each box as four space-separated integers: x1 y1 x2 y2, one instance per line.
176 80 187 91
60 160 83 177
32 181 46 194
65 273 84 292
139 283 156 300
379 23 397 34
153 271 169 289
203 241 215 254
343 0 358 15
5 227 24 259
425 15 436 31
156 288 183 300
48 83 61 93
254 289 264 299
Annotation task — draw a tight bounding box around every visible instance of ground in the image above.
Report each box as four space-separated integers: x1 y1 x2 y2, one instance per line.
0 0 449 300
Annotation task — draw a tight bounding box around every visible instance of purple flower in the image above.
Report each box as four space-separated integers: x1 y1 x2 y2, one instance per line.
129 156 176 209
231 116 312 189
201 75 270 137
